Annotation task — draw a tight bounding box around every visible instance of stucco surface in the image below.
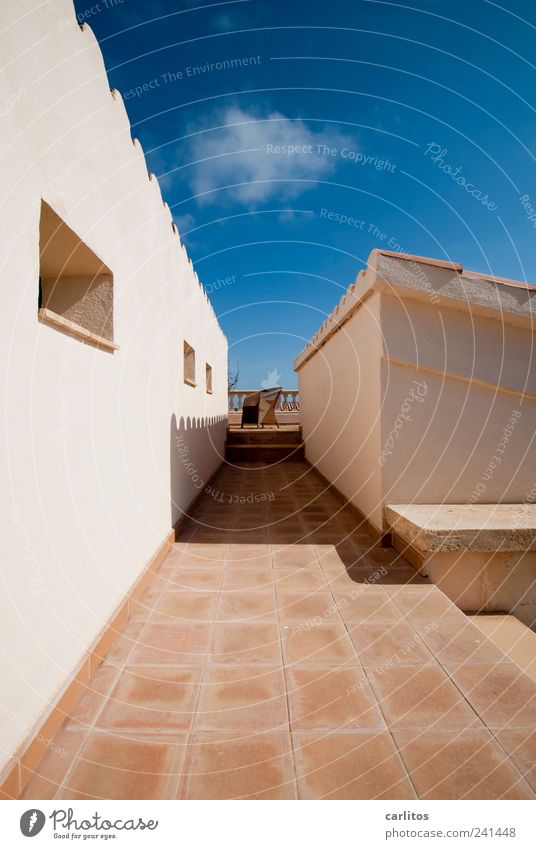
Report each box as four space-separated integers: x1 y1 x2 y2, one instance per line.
297 248 536 532
386 504 536 553
0 0 227 772
298 293 384 530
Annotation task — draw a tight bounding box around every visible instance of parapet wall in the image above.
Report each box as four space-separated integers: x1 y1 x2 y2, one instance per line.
0 0 227 775
295 249 536 533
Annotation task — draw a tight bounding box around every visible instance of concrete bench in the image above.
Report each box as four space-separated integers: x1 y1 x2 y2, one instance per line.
385 504 536 629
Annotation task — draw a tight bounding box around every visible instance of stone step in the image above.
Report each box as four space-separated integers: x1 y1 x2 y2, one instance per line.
226 428 302 446
225 442 305 463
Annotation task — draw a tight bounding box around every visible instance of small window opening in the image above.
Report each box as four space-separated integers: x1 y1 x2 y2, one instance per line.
184 341 196 386
38 200 115 350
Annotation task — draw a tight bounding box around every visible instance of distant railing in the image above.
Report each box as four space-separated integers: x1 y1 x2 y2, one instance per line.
228 389 300 412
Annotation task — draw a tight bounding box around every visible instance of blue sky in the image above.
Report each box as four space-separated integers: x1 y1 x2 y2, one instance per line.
77 0 536 388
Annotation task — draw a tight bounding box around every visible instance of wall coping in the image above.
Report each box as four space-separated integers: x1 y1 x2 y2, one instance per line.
385 503 536 554
294 249 536 372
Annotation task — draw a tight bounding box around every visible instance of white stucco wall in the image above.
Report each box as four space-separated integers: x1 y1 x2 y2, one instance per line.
0 1 227 772
298 292 384 531
296 250 536 535
380 294 535 508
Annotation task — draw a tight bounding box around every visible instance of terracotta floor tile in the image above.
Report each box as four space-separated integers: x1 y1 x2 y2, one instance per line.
286 667 385 731
362 548 406 570
222 567 274 591
450 664 536 728
159 548 183 569
210 622 281 665
335 588 403 623
152 591 219 623
196 665 288 731
129 623 210 665
274 567 327 592
294 731 415 799
316 547 368 571
181 732 296 799
227 545 271 560
495 729 536 792
226 531 269 545
362 559 427 583
272 546 318 568
68 664 121 727
394 729 534 799
225 555 272 569
164 567 224 591
191 533 232 546
179 552 226 568
278 591 340 624
415 620 508 667
283 622 359 666
217 589 277 622
225 523 268 546
97 666 202 732
98 620 144 666
22 727 88 799
349 621 434 666
324 568 383 591
369 663 480 731
186 544 228 558
390 588 466 623
27 460 536 801
130 588 159 621
269 531 307 545
306 530 351 545
58 731 187 799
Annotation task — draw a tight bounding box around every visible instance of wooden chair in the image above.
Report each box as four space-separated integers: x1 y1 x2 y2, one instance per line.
259 387 281 428
240 391 261 427
240 388 281 428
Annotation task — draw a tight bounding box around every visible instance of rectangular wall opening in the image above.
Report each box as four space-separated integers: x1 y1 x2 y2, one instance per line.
206 363 213 394
38 200 117 351
184 341 196 386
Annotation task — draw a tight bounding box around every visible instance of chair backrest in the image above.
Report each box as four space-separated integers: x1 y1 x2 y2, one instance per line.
243 391 260 407
241 391 260 426
259 387 281 425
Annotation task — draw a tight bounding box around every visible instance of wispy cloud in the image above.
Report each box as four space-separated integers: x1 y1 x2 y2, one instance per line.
182 106 355 208
174 212 196 235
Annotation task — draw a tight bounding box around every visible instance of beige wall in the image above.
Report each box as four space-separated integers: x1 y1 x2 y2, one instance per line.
380 291 535 507
299 293 384 531
296 250 536 534
0 0 227 773
41 274 114 340
418 550 536 629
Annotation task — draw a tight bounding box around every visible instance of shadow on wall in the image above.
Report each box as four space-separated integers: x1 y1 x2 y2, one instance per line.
170 413 227 529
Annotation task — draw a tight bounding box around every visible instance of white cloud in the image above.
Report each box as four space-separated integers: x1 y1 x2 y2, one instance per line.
174 213 195 235
184 106 355 208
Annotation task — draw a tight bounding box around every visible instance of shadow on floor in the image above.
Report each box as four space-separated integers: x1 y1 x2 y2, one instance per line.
177 459 427 587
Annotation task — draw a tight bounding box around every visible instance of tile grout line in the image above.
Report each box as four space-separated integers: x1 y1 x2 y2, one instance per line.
322 551 421 800
179 535 229 799
273 539 301 800
53 545 186 798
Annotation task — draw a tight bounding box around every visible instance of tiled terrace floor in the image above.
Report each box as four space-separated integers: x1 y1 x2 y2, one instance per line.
24 462 536 799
